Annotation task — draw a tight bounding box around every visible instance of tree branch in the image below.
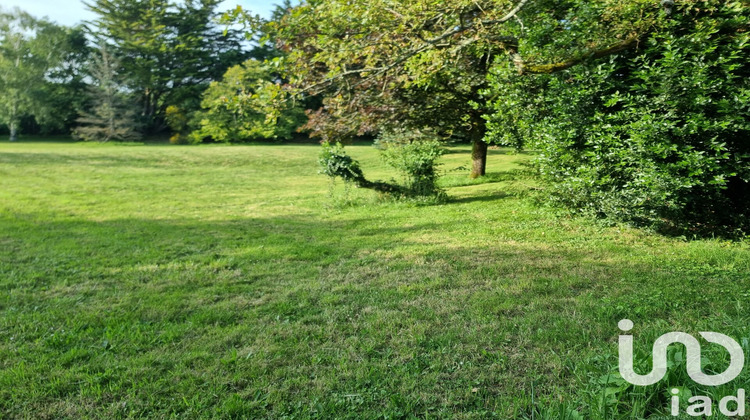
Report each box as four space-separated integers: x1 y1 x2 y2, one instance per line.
299 0 531 94
423 0 529 45
511 37 640 74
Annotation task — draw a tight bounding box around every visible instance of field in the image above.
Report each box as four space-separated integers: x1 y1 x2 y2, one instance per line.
1 141 749 419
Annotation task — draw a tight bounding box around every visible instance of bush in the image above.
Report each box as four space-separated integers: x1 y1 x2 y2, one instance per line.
488 1 750 236
318 142 366 184
165 105 191 144
374 129 445 197
189 60 306 143
318 132 445 199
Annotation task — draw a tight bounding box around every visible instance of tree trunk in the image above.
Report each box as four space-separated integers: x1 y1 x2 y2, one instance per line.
470 138 488 178
9 122 18 142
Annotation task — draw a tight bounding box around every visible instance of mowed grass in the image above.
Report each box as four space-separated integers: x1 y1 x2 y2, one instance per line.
1 141 749 419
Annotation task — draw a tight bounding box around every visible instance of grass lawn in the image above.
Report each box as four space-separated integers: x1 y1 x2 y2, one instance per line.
1 141 749 419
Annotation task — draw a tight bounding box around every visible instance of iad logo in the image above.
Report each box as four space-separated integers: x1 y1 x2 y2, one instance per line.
618 319 744 386
618 319 746 417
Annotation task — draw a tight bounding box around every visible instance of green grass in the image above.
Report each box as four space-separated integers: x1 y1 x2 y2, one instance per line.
1 141 749 419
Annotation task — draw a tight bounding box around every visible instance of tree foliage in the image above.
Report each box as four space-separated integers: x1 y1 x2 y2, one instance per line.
488 0 750 235
190 59 306 143
266 0 679 179
0 8 73 140
84 0 250 133
35 26 90 135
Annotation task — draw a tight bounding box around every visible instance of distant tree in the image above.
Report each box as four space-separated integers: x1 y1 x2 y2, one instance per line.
190 59 305 143
84 0 250 134
36 26 91 134
240 1 293 62
0 8 69 141
73 45 141 142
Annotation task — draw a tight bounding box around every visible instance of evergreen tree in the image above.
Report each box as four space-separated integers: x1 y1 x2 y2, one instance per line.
73 45 141 142
84 0 249 134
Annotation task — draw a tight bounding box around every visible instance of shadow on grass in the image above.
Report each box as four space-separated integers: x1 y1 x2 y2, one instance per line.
0 152 160 168
441 169 534 188
2 212 748 419
2 137 76 144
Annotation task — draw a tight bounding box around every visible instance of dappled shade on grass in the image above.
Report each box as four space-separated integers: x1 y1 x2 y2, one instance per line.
1 143 749 419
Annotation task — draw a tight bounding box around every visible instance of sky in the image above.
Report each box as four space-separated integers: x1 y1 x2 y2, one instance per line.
0 0 278 26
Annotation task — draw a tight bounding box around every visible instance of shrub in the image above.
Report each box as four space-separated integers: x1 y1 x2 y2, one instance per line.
165 105 191 144
318 142 366 184
488 1 750 236
374 129 445 197
318 132 445 199
189 60 306 143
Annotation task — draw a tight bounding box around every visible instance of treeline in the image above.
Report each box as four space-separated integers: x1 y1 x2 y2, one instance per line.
0 0 305 143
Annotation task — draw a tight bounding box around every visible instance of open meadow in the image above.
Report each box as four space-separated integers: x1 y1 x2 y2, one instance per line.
1 142 749 419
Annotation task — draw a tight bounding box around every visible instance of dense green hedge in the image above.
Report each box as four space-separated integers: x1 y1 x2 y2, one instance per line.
488 1 750 236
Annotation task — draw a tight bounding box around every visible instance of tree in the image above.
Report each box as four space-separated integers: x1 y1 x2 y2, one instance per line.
486 0 750 234
36 26 90 134
270 0 664 178
73 45 141 142
84 0 250 133
241 0 295 63
0 8 69 141
190 59 305 143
